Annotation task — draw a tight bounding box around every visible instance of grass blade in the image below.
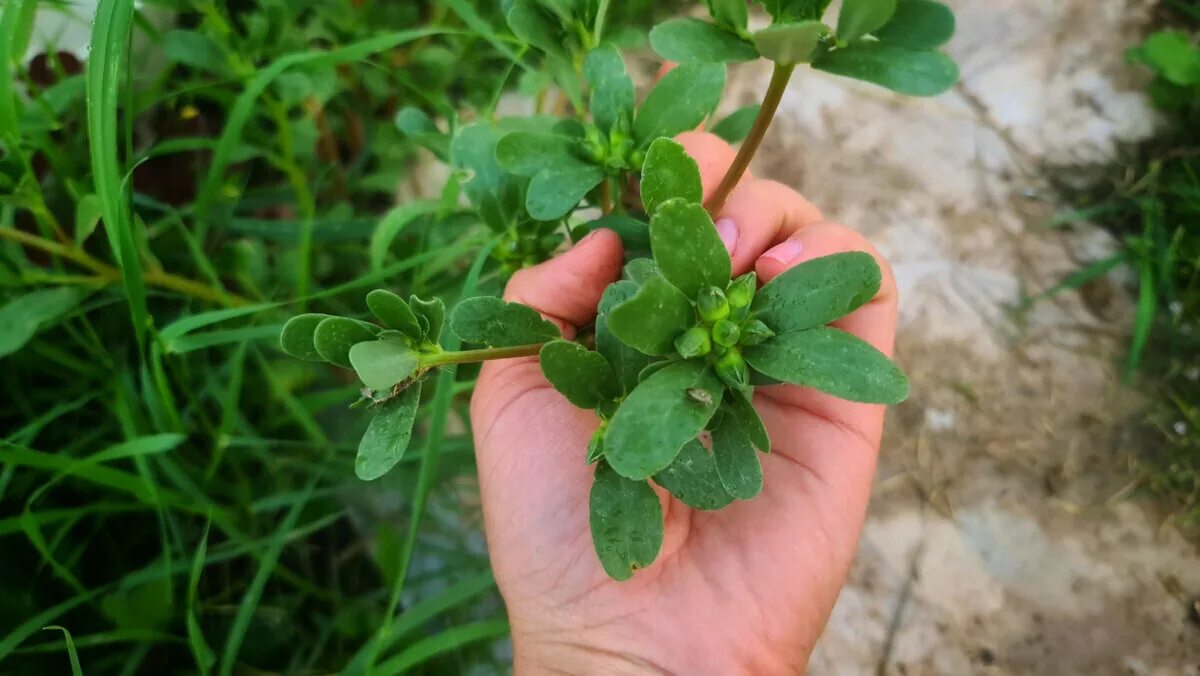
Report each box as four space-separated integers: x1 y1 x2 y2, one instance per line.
373 620 511 674
87 0 149 347
40 627 84 676
216 476 319 676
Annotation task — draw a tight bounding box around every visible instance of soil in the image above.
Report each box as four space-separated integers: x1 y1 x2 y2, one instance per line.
716 0 1200 673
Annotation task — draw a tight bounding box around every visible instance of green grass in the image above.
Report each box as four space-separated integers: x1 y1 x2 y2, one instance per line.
1048 1 1200 525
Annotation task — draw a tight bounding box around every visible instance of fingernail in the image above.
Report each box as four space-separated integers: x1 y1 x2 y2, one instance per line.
714 218 738 256
762 239 803 265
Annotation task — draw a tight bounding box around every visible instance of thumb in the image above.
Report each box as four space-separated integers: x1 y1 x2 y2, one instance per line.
503 229 625 338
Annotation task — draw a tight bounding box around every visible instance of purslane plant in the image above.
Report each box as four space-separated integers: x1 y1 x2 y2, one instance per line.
282 0 957 579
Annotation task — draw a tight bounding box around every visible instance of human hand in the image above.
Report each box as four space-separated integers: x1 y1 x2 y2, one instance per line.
471 131 898 674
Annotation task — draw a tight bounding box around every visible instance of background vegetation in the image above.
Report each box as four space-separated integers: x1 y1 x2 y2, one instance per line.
1059 0 1200 525
0 0 661 672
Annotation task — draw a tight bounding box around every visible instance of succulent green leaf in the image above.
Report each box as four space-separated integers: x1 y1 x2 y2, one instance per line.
650 18 759 64
394 106 450 160
753 252 881 333
641 138 703 216
596 281 655 393
280 313 333 362
1130 31 1200 86
526 164 606 220
706 0 750 31
452 123 522 232
409 296 446 343
711 412 764 499
587 427 606 463
650 199 732 299
753 21 831 65
450 297 560 347
584 46 635 132
589 461 663 580
495 132 586 176
366 290 422 340
313 317 382 368
758 0 834 22
356 383 422 481
836 0 897 42
634 62 727 146
745 327 910 404
875 0 955 50
540 340 621 409
814 43 958 96
711 104 761 144
586 214 651 251
349 339 420 392
605 360 724 480
724 390 770 452
506 0 568 60
653 439 733 510
606 275 694 356
623 258 660 285
0 288 85 359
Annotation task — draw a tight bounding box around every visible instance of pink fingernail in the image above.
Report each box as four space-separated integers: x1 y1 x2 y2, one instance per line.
714 218 738 256
762 239 803 265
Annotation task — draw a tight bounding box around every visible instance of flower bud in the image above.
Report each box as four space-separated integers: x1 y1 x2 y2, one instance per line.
584 125 607 163
697 286 730 322
715 348 749 391
726 273 756 309
712 319 740 347
674 326 712 359
739 319 775 346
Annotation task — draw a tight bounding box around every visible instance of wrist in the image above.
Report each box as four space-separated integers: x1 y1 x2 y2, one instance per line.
513 635 670 675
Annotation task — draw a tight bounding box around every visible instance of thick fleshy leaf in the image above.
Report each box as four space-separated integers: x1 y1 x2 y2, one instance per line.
450 297 560 347
1131 31 1200 86
409 296 445 343
586 214 650 251
753 21 831 65
623 258 660 285
356 383 422 481
452 123 521 232
596 281 654 393
650 199 731 298
875 0 955 50
634 62 726 146
526 165 606 220
744 327 910 404
589 461 663 581
0 288 86 359
349 339 420 392
641 138 702 216
540 340 620 409
711 412 763 499
706 0 749 31
394 107 450 160
653 439 733 510
495 132 586 176
313 317 382 368
814 43 958 96
366 290 422 340
584 46 634 132
758 0 835 22
753 252 881 333
280 313 333 362
836 0 897 42
506 0 568 60
724 390 770 453
606 275 694 356
605 361 724 480
711 104 761 143
649 18 759 64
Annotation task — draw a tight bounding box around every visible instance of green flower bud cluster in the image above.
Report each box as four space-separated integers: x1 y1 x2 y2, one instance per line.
582 117 641 174
672 272 776 390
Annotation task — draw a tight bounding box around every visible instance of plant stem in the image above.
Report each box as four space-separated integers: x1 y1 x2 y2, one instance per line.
704 63 795 217
593 0 612 44
0 228 250 307
420 343 545 368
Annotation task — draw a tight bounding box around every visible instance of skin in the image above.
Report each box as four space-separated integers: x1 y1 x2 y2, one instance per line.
471 131 899 674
